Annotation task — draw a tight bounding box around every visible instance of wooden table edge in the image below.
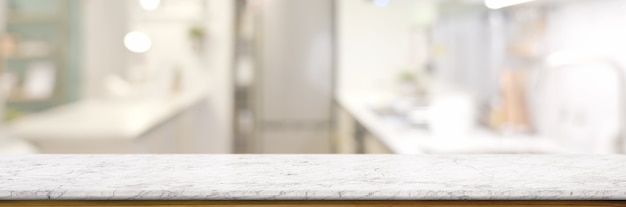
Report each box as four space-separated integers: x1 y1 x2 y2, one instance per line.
1 200 626 207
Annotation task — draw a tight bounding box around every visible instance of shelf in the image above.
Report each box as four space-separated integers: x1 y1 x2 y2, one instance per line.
7 97 50 104
6 13 59 24
5 56 54 61
2 0 79 113
137 18 207 23
6 91 53 103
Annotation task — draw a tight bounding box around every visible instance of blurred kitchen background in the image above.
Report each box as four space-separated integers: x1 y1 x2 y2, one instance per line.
1 0 625 154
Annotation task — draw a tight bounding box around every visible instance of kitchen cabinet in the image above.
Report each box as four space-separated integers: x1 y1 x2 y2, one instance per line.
3 0 81 114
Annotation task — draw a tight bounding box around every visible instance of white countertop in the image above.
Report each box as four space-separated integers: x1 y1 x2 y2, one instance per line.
8 85 208 140
0 136 38 154
1 155 626 200
336 93 569 154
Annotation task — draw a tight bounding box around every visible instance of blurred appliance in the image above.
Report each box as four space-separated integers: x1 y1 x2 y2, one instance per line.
233 0 334 153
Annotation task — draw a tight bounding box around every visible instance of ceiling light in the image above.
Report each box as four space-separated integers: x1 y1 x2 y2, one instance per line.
484 0 535 9
124 32 152 53
373 0 390 7
139 0 160 11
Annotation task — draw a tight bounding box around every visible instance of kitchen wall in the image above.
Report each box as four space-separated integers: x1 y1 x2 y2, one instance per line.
204 0 235 153
336 0 434 95
81 0 129 99
545 0 626 62
80 0 234 153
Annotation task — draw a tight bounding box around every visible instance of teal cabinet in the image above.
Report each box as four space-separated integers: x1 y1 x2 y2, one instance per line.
3 0 81 117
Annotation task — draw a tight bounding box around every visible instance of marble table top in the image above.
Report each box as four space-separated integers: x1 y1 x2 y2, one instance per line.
1 155 625 200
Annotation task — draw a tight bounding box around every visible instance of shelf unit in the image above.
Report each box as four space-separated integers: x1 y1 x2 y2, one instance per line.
2 0 81 117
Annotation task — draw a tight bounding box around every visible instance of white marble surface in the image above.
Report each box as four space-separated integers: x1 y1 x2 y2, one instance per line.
1 155 626 200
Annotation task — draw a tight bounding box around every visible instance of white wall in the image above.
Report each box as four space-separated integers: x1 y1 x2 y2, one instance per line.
127 0 236 153
126 0 208 87
81 0 129 99
79 0 234 153
545 0 626 60
337 0 433 95
204 0 234 153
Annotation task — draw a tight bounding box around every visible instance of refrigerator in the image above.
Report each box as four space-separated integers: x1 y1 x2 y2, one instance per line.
233 0 335 153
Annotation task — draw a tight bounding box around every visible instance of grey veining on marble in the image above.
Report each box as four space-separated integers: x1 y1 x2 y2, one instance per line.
1 155 626 200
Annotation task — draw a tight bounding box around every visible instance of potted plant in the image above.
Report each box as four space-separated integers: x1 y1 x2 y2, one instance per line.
189 25 206 54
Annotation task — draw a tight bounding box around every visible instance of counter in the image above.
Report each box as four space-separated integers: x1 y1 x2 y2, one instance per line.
9 85 209 141
5 85 215 153
336 93 569 154
1 155 625 201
